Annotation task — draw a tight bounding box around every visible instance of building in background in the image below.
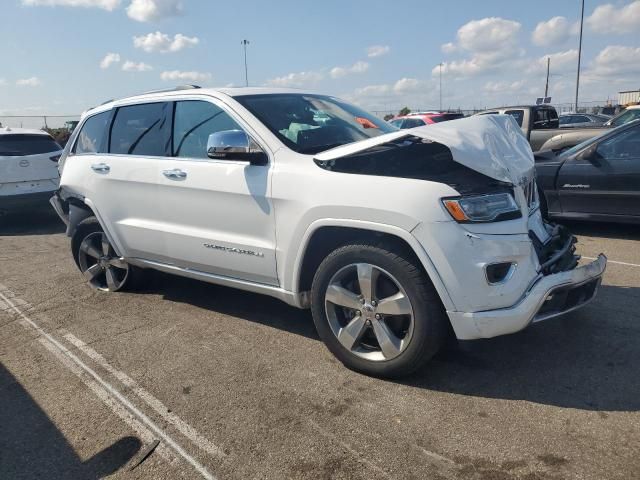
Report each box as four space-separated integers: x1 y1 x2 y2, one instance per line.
619 90 640 106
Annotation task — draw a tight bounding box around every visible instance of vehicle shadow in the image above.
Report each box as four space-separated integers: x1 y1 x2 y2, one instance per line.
0 208 65 236
0 362 142 479
148 271 319 340
403 284 640 412
558 219 640 241
145 273 639 412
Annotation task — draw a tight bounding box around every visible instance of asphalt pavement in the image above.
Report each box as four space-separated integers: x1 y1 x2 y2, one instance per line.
1 209 639 480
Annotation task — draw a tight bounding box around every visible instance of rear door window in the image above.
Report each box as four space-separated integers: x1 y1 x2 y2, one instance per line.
74 111 111 154
0 135 61 156
110 102 170 156
172 101 242 159
504 110 524 127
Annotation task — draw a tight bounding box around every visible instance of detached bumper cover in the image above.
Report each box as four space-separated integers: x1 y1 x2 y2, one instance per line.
448 254 607 340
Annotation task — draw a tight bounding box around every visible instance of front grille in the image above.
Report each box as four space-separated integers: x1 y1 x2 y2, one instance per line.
523 179 539 212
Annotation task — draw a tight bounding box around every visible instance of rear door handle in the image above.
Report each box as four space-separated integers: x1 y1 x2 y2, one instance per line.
163 168 187 180
91 163 110 173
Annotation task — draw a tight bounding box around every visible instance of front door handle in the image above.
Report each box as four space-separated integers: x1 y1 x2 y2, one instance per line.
163 168 187 180
91 163 110 173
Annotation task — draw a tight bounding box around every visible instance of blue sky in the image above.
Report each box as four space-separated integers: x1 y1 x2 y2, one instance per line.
1 0 639 119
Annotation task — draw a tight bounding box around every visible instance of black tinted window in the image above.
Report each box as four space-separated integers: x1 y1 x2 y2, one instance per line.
402 118 426 128
559 116 572 125
75 111 110 154
110 103 169 156
172 101 241 158
505 110 524 127
0 134 61 156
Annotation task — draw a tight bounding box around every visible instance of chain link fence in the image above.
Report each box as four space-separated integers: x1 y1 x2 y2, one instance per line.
0 115 81 130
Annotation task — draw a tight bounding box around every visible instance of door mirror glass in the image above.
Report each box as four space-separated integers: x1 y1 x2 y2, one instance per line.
207 130 267 165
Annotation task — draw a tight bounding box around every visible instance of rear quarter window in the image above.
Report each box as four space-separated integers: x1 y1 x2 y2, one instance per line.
0 134 61 156
74 111 111 155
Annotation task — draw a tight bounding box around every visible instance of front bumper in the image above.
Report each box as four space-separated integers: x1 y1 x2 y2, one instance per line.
448 254 606 340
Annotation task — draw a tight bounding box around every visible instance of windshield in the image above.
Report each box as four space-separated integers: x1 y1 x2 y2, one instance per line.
235 94 397 154
607 109 640 128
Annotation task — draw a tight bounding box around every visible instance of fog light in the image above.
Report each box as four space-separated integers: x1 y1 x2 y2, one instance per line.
485 262 516 284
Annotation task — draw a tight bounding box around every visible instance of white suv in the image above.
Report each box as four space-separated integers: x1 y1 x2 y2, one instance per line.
1 127 62 213
51 86 606 377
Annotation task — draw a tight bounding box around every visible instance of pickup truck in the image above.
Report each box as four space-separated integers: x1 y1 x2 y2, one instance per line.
474 105 604 153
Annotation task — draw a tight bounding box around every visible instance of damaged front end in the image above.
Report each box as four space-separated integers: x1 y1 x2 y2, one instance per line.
314 114 607 339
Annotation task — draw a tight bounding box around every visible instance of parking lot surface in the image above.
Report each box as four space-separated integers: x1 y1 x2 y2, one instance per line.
1 209 639 480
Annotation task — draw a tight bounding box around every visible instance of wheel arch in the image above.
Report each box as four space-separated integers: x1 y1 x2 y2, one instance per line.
63 195 125 258
291 220 456 312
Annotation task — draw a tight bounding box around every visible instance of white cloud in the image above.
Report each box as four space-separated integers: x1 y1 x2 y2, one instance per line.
265 71 323 88
127 0 183 22
456 17 521 53
0 78 6 86
353 84 391 97
483 80 526 94
441 42 457 54
583 45 640 81
330 61 369 79
100 52 121 69
133 31 199 53
531 16 578 47
366 45 390 58
21 0 120 9
436 17 523 77
393 78 424 94
586 1 640 34
528 49 578 74
160 70 212 82
16 77 42 87
122 61 152 72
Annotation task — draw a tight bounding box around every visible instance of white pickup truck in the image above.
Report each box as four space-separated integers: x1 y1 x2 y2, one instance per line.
51 87 606 377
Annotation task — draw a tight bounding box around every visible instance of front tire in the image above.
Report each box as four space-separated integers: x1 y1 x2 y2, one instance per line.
71 217 139 292
311 242 448 378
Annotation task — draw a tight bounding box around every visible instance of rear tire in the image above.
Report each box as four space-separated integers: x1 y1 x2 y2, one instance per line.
311 242 448 378
71 217 143 292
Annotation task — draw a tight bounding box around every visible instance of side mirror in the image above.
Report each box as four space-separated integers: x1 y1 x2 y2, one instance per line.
581 143 603 165
207 130 267 165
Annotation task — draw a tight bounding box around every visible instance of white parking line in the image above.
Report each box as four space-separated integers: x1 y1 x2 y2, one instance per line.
583 256 640 268
0 287 216 480
63 332 225 459
38 337 175 462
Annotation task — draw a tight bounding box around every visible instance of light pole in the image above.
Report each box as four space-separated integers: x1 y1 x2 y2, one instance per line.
438 62 444 111
241 39 250 87
544 57 550 98
575 0 585 112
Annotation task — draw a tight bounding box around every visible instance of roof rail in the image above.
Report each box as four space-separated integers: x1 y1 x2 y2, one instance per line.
139 84 202 95
97 85 202 108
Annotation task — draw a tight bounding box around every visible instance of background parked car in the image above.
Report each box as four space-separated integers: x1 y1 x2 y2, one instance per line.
0 127 62 213
603 104 640 128
389 112 464 129
474 105 604 153
559 113 611 128
535 120 640 224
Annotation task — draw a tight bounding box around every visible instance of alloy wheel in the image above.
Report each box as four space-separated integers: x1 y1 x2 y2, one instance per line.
77 232 129 292
324 263 415 362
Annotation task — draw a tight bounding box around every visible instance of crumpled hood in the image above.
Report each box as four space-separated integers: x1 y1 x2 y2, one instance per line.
315 115 535 185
